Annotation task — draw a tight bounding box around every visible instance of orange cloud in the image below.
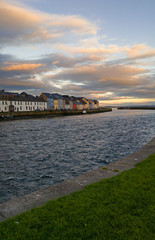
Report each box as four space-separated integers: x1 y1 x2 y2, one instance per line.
0 1 97 46
98 65 146 85
55 43 120 57
56 63 146 86
52 60 60 65
125 44 155 59
49 15 97 34
1 63 43 71
126 44 148 57
0 1 41 30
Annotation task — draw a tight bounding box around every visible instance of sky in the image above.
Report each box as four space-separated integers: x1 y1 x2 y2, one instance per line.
0 0 155 106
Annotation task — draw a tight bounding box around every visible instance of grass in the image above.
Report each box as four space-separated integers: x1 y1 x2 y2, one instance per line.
0 153 155 240
113 169 119 172
101 166 108 170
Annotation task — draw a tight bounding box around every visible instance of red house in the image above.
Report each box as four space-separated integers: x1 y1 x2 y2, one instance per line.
73 102 77 110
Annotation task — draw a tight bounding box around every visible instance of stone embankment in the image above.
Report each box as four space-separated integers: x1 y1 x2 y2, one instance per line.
0 137 155 222
0 108 112 121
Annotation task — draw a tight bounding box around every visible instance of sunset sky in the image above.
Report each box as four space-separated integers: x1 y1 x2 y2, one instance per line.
0 0 155 106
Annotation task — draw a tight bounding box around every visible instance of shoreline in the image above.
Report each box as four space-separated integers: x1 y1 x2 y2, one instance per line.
0 108 112 121
0 136 155 222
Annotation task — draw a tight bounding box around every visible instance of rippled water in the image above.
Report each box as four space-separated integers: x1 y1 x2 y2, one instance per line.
0 109 155 203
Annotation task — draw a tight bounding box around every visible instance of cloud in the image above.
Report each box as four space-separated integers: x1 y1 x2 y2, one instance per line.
0 1 154 105
99 97 155 106
0 1 97 47
125 44 155 60
1 50 154 105
55 43 120 60
46 64 146 87
126 44 151 57
49 15 97 34
1 63 43 71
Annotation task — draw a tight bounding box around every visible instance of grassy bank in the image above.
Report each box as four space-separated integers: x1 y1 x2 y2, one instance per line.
0 153 154 240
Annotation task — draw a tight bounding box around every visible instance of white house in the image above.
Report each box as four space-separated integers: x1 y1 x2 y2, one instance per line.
0 90 47 112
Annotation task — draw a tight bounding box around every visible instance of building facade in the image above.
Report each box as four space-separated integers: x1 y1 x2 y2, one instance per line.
0 90 99 113
0 90 47 112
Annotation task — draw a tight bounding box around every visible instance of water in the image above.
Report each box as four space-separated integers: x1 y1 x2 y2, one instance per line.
0 109 155 203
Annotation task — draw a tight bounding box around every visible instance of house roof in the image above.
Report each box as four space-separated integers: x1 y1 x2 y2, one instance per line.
42 93 57 100
7 95 46 102
79 100 87 105
73 101 79 105
0 91 45 102
42 92 64 100
20 92 34 98
0 90 19 96
53 93 65 100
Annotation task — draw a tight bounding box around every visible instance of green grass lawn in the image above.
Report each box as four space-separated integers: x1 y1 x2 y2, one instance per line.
0 154 155 240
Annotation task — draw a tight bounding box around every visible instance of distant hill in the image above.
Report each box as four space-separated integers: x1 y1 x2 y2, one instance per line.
117 105 155 110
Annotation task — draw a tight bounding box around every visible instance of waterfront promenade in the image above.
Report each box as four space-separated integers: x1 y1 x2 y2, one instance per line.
0 136 155 222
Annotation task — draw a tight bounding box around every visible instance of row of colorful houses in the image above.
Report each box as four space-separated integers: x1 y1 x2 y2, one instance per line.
0 89 99 113
40 93 99 111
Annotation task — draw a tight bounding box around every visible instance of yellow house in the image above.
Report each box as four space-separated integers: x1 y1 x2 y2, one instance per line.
88 99 95 109
81 98 89 109
94 100 99 109
53 99 58 110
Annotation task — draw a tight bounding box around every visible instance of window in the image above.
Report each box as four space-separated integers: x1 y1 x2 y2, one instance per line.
18 101 20 105
5 106 7 110
26 106 28 110
2 101 4 105
14 102 16 105
20 106 22 110
5 101 7 105
10 101 12 105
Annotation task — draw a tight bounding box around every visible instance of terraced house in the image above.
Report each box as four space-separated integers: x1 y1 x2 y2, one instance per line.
0 90 47 112
62 95 73 110
40 92 65 110
94 100 99 109
80 97 90 109
0 90 99 112
40 92 58 110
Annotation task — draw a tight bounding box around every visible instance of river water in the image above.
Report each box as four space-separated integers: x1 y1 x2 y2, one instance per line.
0 109 155 203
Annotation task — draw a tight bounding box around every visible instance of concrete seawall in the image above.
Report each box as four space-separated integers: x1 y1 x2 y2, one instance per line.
0 137 155 222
